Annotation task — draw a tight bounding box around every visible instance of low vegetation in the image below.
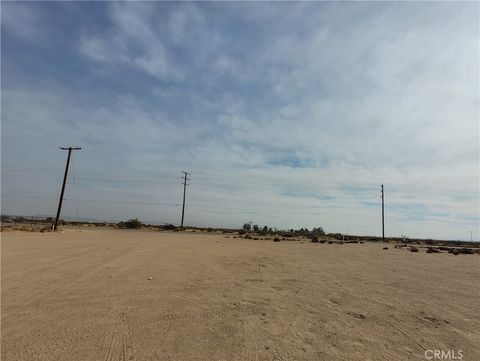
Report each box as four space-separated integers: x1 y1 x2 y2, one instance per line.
119 218 143 229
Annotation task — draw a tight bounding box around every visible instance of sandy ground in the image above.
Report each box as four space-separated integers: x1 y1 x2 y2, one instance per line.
1 228 479 361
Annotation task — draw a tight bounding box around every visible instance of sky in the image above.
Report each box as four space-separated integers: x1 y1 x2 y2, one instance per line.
1 1 479 241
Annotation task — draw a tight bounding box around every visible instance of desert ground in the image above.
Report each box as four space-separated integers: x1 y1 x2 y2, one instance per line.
1 228 479 361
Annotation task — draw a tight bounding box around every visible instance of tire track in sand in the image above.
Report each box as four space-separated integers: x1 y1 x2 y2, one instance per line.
104 297 135 361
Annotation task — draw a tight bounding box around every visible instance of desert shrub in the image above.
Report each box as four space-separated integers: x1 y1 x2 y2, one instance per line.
121 218 142 229
158 223 177 231
311 235 319 243
410 246 419 252
273 237 280 242
328 233 343 240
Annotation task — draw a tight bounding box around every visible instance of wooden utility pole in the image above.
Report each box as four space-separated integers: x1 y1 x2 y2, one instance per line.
180 171 190 229
52 147 81 231
381 184 385 242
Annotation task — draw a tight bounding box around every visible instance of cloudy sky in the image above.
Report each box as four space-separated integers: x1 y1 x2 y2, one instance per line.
1 2 478 240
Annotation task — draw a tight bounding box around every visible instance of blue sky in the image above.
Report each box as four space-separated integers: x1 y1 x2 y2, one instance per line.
1 2 479 240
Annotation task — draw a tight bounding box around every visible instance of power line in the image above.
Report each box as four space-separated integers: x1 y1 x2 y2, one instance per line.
2 169 478 196
3 173 477 201
3 193 478 225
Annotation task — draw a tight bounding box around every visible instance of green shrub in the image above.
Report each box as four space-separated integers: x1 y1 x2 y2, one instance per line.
121 218 142 229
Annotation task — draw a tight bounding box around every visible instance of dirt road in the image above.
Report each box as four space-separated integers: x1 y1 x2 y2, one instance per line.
2 228 479 360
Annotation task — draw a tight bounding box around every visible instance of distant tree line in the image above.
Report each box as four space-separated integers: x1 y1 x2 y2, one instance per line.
241 222 325 237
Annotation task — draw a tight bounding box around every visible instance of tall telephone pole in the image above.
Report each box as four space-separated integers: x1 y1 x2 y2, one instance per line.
180 171 190 229
52 147 81 231
381 184 385 242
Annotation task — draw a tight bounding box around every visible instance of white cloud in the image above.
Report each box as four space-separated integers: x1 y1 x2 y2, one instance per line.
79 2 182 80
1 3 42 41
79 35 110 62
